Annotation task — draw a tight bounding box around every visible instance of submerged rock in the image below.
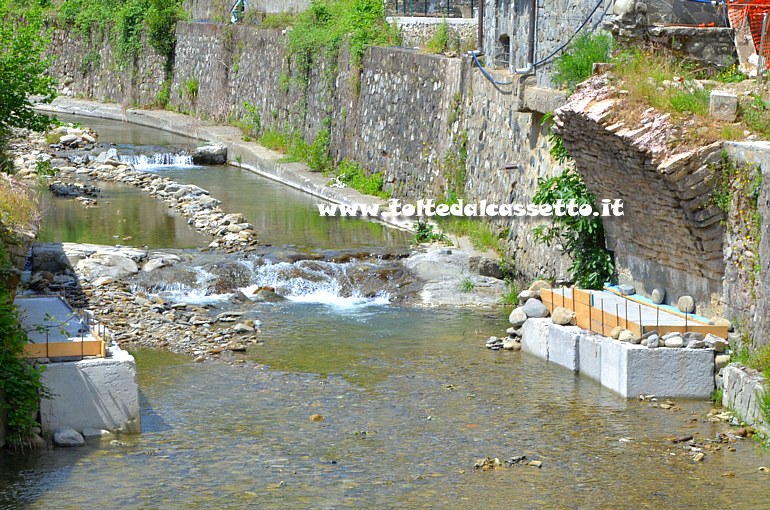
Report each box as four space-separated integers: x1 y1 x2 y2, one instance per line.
53 427 85 447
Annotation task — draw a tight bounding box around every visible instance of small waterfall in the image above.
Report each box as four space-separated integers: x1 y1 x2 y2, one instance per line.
119 153 194 167
240 260 390 308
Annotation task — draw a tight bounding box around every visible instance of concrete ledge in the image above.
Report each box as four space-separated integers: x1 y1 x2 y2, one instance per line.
522 319 715 398
40 347 140 436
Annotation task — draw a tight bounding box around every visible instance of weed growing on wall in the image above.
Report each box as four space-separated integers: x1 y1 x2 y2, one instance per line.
552 31 614 93
426 19 449 54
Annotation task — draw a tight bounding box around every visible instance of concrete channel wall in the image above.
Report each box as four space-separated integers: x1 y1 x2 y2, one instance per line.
522 318 715 398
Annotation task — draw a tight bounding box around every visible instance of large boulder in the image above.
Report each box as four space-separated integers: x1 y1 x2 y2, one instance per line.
509 307 527 328
53 427 85 447
77 252 139 280
523 298 549 318
551 306 575 326
192 145 227 165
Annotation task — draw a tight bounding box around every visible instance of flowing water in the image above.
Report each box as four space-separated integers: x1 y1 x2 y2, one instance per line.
3 116 770 509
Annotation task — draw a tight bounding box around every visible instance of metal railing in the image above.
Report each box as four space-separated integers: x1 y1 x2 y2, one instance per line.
387 0 475 18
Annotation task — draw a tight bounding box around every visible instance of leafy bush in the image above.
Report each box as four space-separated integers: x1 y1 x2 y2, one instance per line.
336 160 388 197
532 169 616 289
288 0 400 67
426 19 449 54
552 31 614 92
413 219 447 243
0 245 48 450
259 129 289 152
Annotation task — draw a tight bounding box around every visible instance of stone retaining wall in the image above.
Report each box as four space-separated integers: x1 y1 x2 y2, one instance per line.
391 16 478 50
554 77 726 312
720 364 769 437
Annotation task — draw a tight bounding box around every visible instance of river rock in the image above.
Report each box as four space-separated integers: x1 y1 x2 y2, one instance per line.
687 339 705 349
232 322 255 333
82 427 111 438
709 317 733 332
53 427 85 447
502 338 521 351
523 298 549 318
509 307 527 328
618 329 641 343
528 280 551 293
477 257 504 279
715 354 730 370
518 290 538 304
619 284 635 295
192 145 227 165
665 335 684 348
252 289 286 303
551 306 575 326
142 259 166 272
647 334 660 348
651 288 666 304
610 326 624 339
677 295 695 314
704 333 728 352
683 332 704 343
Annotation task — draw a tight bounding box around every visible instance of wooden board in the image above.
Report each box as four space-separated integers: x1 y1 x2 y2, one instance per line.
23 341 105 359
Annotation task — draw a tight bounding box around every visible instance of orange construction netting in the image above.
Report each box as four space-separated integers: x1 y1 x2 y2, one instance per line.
727 0 770 67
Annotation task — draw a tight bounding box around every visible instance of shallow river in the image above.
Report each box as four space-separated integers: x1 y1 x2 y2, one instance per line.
2 115 770 509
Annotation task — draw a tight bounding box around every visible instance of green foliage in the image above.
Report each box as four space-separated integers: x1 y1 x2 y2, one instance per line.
668 87 709 116
306 127 332 172
500 278 519 306
57 0 183 65
0 4 56 134
413 219 447 244
35 160 54 176
533 169 616 289
552 31 614 92
259 129 290 152
154 79 171 108
437 217 499 252
0 245 48 450
459 277 475 293
183 77 199 104
278 72 290 94
542 113 570 164
712 387 723 406
145 0 184 59
242 101 262 138
740 95 770 139
443 131 467 199
287 0 400 68
336 160 388 197
113 0 147 61
426 19 449 54
715 63 746 84
261 12 297 29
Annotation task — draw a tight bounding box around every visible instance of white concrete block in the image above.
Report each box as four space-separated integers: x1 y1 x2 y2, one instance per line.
547 324 581 372
624 346 714 398
601 343 714 398
521 318 550 360
40 347 141 435
578 333 604 382
600 337 628 396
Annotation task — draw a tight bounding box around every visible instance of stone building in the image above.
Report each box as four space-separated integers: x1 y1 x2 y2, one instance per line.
482 0 724 87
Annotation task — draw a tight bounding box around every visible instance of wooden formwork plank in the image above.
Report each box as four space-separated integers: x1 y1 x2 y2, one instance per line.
23 341 105 358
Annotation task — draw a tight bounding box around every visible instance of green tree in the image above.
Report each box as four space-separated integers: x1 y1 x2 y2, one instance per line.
0 2 57 170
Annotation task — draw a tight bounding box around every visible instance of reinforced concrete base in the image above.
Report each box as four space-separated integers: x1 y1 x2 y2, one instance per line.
522 319 715 398
40 347 141 436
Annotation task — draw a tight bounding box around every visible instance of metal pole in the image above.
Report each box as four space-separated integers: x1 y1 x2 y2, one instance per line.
601 299 605 336
759 14 769 81
656 305 659 332
409 0 413 16
589 299 593 333
471 0 474 18
638 305 642 334
447 0 450 16
685 312 688 333
624 298 628 329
